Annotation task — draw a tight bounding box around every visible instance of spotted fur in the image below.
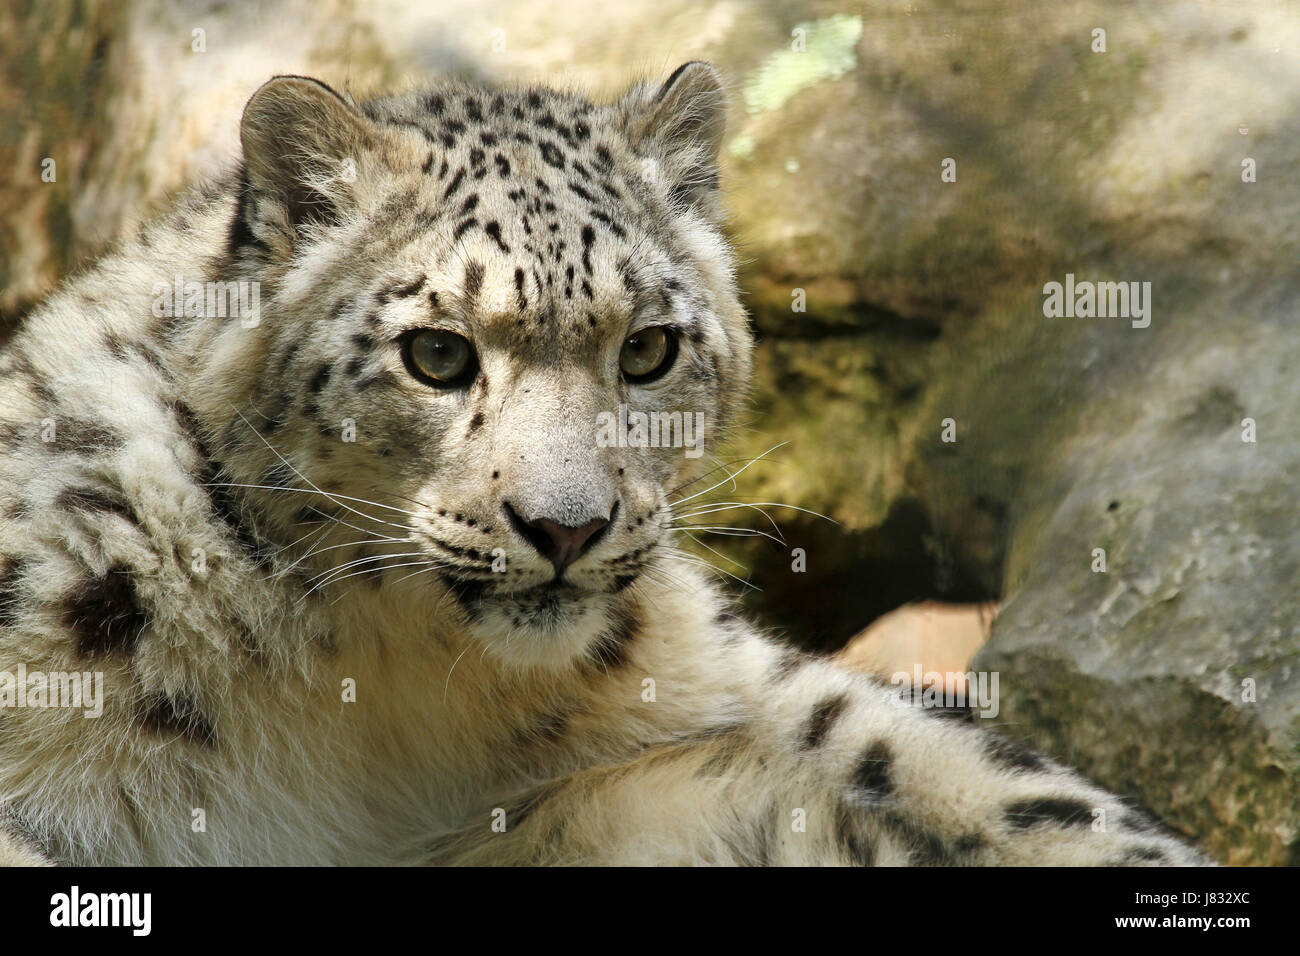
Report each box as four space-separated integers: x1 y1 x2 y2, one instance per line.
0 65 1206 866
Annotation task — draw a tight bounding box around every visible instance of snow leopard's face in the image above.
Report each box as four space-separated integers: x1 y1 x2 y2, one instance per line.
212 68 751 668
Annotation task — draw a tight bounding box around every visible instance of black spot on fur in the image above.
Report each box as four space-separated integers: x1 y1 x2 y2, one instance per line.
55 420 120 452
579 225 597 274
514 708 570 753
538 139 565 169
64 564 147 658
1125 845 1167 863
586 605 641 671
468 412 484 433
953 833 986 859
226 167 270 258
484 221 510 253
884 812 952 865
447 577 487 620
985 733 1047 773
137 691 217 747
932 706 978 723
835 801 876 866
590 209 626 238
851 741 895 798
391 275 426 298
0 557 26 627
444 167 467 200
454 217 479 241
568 182 597 204
801 694 849 751
463 261 485 303
1005 797 1095 830
206 478 273 569
308 364 332 394
55 486 140 528
513 268 528 310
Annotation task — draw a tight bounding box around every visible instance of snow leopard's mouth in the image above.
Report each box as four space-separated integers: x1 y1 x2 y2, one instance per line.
443 574 606 617
503 579 584 606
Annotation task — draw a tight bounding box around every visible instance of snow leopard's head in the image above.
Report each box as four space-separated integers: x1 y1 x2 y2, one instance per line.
199 66 751 668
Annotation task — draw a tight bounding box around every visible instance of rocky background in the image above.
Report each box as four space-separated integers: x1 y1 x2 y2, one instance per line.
2 0 1296 864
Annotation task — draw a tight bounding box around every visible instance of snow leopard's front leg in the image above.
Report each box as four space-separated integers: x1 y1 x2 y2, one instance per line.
425 644 1209 866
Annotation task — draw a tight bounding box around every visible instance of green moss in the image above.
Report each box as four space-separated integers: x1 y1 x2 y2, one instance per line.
742 14 862 115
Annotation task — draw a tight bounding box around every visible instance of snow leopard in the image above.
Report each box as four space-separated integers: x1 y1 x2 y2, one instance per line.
0 63 1207 865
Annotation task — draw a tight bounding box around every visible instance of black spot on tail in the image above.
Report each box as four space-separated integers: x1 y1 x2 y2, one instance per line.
883 812 953 865
1124 845 1167 864
1005 797 1094 830
985 733 1047 773
64 564 148 658
835 801 876 866
851 741 895 799
800 693 849 751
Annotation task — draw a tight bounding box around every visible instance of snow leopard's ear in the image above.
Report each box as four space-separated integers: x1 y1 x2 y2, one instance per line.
236 75 376 252
618 62 727 220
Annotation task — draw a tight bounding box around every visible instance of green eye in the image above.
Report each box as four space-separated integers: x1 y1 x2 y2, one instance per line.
619 326 677 382
402 329 476 386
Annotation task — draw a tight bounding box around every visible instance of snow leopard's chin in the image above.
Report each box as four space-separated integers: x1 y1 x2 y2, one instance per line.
457 581 629 670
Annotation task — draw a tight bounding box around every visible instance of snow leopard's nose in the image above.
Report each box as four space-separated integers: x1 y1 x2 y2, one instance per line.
504 502 613 576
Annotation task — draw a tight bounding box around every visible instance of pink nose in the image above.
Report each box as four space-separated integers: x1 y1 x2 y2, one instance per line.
505 503 611 576
524 516 609 574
